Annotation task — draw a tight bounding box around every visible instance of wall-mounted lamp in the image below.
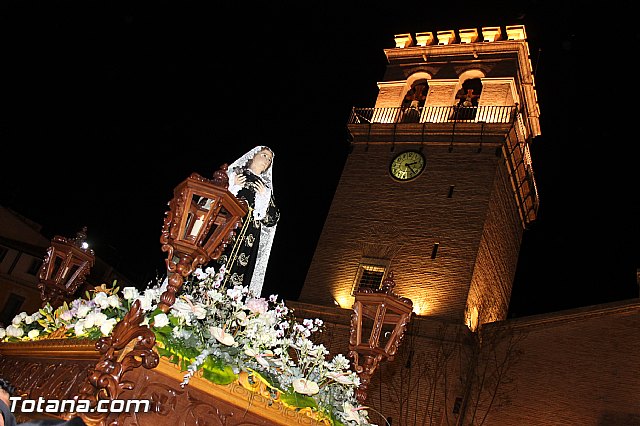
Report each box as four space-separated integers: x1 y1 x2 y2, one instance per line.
348 272 414 403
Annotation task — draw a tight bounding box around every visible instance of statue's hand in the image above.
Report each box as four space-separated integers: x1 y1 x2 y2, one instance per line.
235 174 247 186
254 180 266 194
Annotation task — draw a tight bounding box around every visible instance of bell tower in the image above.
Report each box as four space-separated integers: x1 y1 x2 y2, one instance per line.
298 25 540 327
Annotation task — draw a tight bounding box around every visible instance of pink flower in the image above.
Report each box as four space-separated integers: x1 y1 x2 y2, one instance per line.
246 297 269 314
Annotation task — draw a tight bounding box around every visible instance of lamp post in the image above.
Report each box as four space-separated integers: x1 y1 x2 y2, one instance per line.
348 272 414 403
37 226 95 308
158 165 248 312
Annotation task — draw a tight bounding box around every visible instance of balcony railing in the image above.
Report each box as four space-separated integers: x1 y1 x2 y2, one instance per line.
347 104 539 226
348 105 517 125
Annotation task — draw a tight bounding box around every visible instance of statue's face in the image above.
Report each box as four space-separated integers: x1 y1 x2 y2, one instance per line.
249 149 273 174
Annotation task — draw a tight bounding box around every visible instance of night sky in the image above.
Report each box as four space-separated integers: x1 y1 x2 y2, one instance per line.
1 2 637 318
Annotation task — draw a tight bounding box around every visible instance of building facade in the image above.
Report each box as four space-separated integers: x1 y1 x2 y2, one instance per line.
0 205 138 326
290 25 640 425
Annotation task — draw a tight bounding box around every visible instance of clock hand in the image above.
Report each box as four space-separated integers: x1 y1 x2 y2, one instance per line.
406 163 417 174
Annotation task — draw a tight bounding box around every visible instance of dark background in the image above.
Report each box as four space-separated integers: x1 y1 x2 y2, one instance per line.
1 1 637 318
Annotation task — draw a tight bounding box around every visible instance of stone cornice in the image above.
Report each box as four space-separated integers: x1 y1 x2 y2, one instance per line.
493 298 640 331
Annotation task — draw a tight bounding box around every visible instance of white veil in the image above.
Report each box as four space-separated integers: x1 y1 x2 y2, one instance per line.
226 146 277 296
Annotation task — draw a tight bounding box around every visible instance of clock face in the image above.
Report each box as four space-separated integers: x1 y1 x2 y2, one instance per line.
389 150 426 181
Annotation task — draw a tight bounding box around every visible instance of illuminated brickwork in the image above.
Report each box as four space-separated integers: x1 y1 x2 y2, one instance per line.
287 299 640 425
294 24 640 425
300 25 538 325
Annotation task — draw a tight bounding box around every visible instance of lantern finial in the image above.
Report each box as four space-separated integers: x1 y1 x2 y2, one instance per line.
71 226 91 250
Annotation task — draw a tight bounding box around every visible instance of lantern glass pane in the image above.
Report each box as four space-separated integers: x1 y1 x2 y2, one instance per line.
52 256 63 279
183 212 195 239
195 194 213 210
65 264 80 287
361 315 374 345
213 204 230 225
378 322 396 350
185 211 206 240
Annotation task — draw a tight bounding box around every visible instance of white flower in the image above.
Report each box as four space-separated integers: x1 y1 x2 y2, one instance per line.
0 273 374 425
122 287 139 301
343 402 360 422
292 378 319 396
172 326 191 339
172 298 206 321
293 323 311 338
100 318 118 336
84 311 108 328
194 267 208 280
6 325 23 338
329 353 351 370
74 321 86 336
107 294 121 308
136 290 155 311
171 300 194 325
206 289 224 302
309 344 328 358
153 313 170 328
327 371 356 385
76 305 91 318
235 311 247 326
93 292 110 309
192 304 207 320
245 348 273 369
226 286 244 302
210 327 236 346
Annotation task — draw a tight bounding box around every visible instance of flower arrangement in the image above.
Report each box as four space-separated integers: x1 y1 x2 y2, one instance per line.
0 283 129 341
0 266 376 426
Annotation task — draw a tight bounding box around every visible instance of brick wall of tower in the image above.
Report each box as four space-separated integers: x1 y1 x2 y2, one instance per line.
375 83 404 108
479 80 515 106
466 161 524 324
299 140 521 323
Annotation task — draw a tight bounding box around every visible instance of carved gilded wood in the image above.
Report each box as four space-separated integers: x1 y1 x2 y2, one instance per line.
0 340 329 425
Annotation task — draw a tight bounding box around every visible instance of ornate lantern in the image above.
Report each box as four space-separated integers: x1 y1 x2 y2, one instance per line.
78 165 248 417
348 272 414 403
158 164 248 312
37 226 95 308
